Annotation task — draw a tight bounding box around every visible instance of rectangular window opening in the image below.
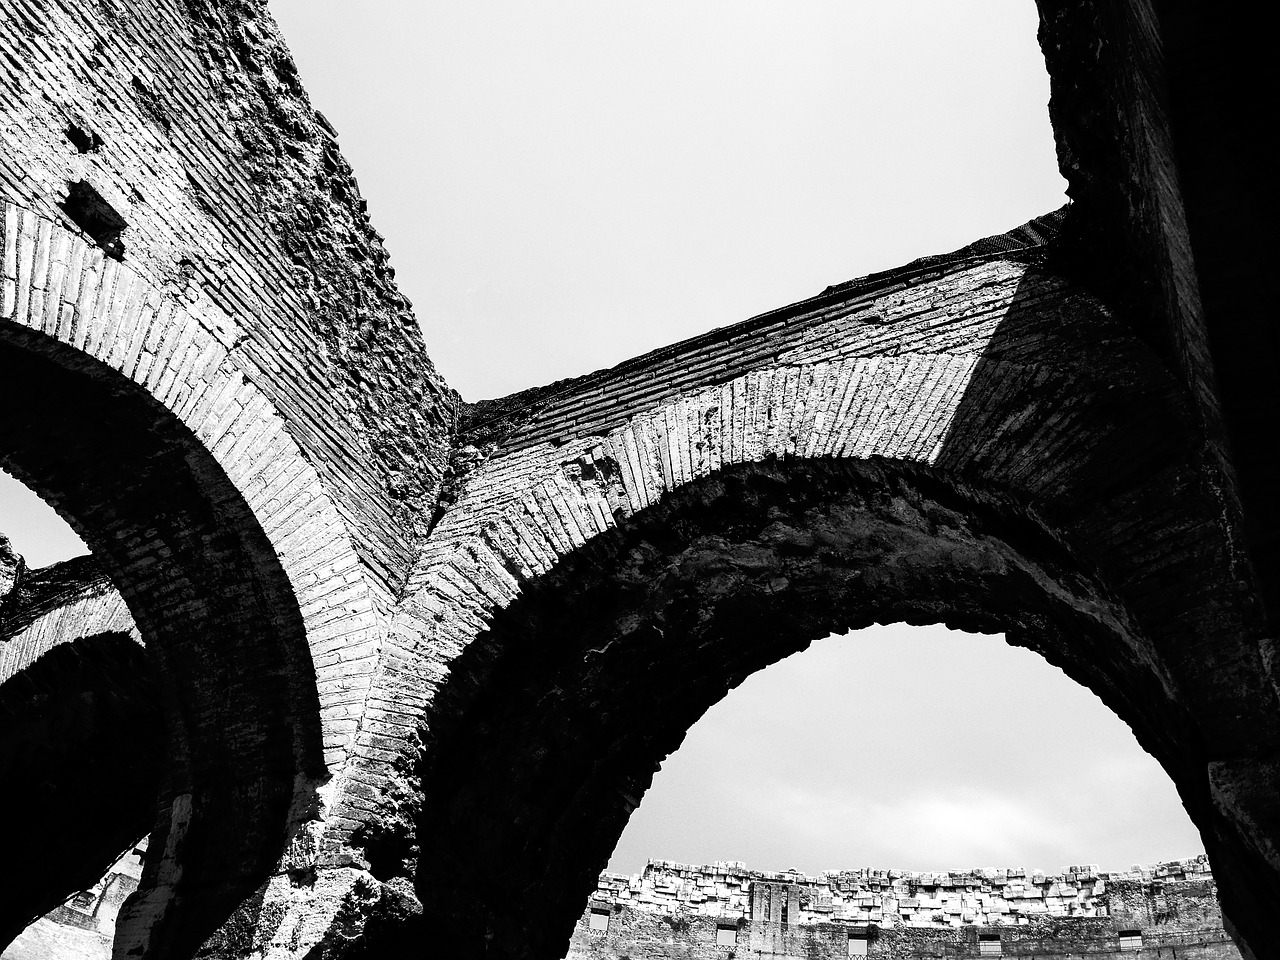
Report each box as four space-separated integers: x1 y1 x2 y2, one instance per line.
716 924 737 947
588 908 610 933
1119 930 1143 951
978 933 1002 956
848 933 869 957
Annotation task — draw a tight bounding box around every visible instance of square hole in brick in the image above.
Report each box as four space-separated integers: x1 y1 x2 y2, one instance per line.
61 180 126 260
65 123 103 154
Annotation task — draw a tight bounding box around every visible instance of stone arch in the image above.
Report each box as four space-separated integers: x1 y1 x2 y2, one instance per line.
0 631 159 948
387 247 1280 957
413 458 1205 959
0 204 392 956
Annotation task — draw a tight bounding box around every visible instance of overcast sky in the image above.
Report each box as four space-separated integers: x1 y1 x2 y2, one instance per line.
0 0 1203 880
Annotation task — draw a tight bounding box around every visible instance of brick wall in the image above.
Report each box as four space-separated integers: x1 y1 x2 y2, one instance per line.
0 0 455 592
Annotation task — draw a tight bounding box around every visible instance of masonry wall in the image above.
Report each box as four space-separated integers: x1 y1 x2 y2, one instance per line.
0 2 464 905
566 859 1240 960
0 0 455 591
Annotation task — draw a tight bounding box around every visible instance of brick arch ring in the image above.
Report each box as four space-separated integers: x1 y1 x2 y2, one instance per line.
372 241 1280 957
0 204 389 958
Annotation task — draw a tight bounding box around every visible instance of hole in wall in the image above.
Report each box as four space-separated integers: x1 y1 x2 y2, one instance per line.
65 123 103 154
61 180 127 261
569 626 1216 951
1118 930 1143 950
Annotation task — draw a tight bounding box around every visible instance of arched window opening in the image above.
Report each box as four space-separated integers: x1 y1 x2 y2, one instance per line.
0 468 89 572
609 624 1202 876
561 625 1229 958
0 321 323 958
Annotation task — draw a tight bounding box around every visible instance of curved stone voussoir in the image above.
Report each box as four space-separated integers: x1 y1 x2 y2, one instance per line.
0 204 397 956
1 554 137 684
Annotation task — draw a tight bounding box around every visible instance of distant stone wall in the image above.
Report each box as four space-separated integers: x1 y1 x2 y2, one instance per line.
9 852 1239 960
566 858 1240 960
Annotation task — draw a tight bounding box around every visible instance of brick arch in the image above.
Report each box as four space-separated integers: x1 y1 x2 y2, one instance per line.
0 205 391 957
383 249 1280 957
0 631 159 949
415 458 1209 959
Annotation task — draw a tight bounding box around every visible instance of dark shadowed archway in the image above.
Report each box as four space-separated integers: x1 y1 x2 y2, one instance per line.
0 325 325 958
0 631 159 947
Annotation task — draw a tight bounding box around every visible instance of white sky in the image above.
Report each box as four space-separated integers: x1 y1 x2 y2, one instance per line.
0 0 1204 880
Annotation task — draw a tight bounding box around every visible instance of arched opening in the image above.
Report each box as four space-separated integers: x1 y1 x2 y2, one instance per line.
410 458 1214 959
0 632 159 949
1 473 146 954
0 468 89 569
381 245 1280 960
607 622 1205 877
0 322 325 957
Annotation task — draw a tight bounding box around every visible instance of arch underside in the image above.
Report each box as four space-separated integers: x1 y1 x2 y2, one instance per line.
0 196 408 956
0 328 324 958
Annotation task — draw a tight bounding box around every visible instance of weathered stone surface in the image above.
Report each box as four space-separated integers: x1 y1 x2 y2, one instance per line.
565 858 1242 960
0 0 453 944
2 0 1279 958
